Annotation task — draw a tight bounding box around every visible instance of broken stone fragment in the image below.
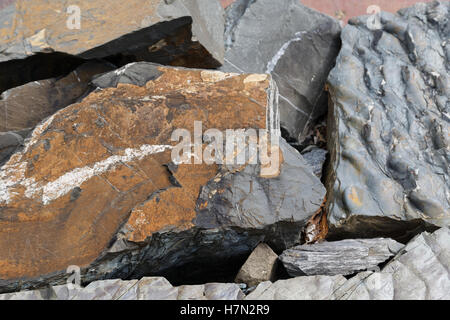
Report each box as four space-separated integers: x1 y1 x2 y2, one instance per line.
301 147 327 178
279 238 403 276
0 62 325 293
326 1 450 236
221 0 341 143
0 60 115 132
0 0 225 92
235 243 278 287
247 228 450 300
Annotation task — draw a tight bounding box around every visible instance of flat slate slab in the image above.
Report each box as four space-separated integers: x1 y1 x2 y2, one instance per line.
279 238 403 276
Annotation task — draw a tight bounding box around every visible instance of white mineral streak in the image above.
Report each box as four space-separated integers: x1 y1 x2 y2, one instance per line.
0 144 173 205
265 31 307 74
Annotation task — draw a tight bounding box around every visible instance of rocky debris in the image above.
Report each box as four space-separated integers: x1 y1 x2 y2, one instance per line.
248 228 450 300
0 129 31 166
0 277 244 300
326 1 450 237
0 62 325 293
279 238 403 276
221 0 341 144
234 243 278 287
246 275 347 300
0 61 115 132
0 0 224 92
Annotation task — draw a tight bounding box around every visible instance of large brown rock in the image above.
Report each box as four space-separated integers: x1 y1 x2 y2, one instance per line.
0 0 225 92
0 63 325 293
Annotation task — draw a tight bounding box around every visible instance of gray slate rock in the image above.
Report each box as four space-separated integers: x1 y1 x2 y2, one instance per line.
279 238 404 276
222 0 341 143
247 227 450 300
235 243 278 287
326 1 450 234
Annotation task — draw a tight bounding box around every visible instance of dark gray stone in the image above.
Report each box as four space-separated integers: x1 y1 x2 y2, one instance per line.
222 0 341 143
326 1 450 234
279 238 403 276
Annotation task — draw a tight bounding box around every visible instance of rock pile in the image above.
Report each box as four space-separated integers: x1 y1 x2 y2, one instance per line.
0 0 448 300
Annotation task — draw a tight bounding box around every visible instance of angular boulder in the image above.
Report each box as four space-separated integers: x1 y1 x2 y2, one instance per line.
222 0 341 144
279 238 403 276
326 2 450 236
0 60 115 132
0 0 224 92
0 62 325 293
247 228 450 300
235 243 278 287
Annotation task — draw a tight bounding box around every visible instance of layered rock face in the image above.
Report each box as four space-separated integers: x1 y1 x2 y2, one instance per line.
0 0 224 92
221 0 341 144
326 1 450 234
0 62 325 293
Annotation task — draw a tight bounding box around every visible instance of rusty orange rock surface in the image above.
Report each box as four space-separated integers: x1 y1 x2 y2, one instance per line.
0 65 271 282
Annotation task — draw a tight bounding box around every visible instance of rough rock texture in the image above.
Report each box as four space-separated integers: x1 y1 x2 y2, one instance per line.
0 0 224 92
0 61 114 132
221 0 341 143
0 277 244 300
0 62 325 293
247 228 450 300
234 243 278 287
279 238 403 276
326 1 450 235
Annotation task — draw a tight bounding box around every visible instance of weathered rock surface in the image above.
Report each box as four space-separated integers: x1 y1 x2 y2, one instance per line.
0 60 114 132
279 238 403 276
222 0 341 143
0 62 325 293
326 1 450 236
247 228 450 300
0 277 245 300
0 0 224 92
235 243 278 287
